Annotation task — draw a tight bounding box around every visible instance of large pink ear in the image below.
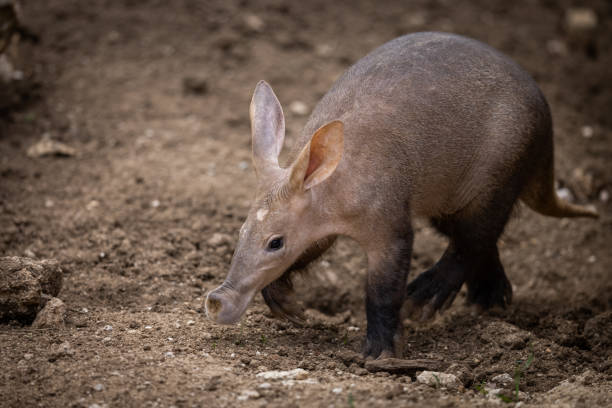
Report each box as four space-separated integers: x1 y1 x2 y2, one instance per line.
250 81 285 175
290 121 344 191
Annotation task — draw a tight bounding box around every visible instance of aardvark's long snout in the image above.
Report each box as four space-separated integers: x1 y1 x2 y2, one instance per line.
205 283 254 325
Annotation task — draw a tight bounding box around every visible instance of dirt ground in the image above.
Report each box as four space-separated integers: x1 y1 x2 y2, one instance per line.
1 0 611 407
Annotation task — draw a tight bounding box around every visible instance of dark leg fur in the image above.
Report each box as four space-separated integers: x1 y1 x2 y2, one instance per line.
364 234 413 359
406 185 520 319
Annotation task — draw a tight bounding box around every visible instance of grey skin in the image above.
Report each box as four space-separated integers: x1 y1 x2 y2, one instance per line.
205 32 598 359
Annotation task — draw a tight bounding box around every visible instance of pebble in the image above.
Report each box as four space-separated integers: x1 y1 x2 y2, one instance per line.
23 353 33 360
104 325 113 331
238 160 249 171
599 189 609 203
94 383 104 392
332 387 343 394
244 14 264 32
164 351 175 358
546 39 568 56
566 8 598 31
207 233 233 247
556 187 573 202
416 371 461 389
150 199 160 208
86 200 100 211
581 125 594 139
237 389 260 401
258 382 271 389
26 133 77 158
289 101 309 116
256 368 308 380
186 320 196 326
491 373 514 386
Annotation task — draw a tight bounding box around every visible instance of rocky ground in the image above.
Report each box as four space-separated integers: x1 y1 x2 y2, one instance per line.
0 0 611 407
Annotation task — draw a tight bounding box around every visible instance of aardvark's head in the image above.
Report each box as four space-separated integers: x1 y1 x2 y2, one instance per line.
205 81 343 324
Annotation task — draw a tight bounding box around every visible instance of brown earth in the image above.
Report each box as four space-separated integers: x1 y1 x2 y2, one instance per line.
1 0 611 407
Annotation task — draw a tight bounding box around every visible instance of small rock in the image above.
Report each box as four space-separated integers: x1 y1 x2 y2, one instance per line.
416 371 461 389
491 373 514 387
583 311 611 350
23 249 36 258
32 297 66 328
243 14 264 32
23 353 33 360
599 189 609 203
566 8 597 31
93 383 104 392
164 351 175 358
238 389 260 400
256 368 308 380
581 125 594 139
315 43 333 57
258 382 272 389
556 187 574 202
186 319 196 326
207 233 233 247
238 160 249 171
86 200 100 210
182 76 208 95
546 39 568 56
104 325 113 331
27 133 77 158
332 387 343 394
289 100 309 116
150 199 160 208
49 341 74 361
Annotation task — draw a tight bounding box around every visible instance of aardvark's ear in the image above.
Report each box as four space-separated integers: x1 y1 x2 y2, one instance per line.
289 120 344 191
250 81 285 175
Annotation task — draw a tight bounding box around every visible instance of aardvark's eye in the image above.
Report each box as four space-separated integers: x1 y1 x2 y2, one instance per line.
267 236 284 251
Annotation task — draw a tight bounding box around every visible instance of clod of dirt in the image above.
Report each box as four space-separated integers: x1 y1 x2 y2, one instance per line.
26 133 76 158
48 341 74 362
480 321 531 350
365 358 446 376
416 371 461 389
0 265 39 322
182 76 209 96
0 256 63 323
583 311 611 350
336 349 364 367
32 297 66 328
